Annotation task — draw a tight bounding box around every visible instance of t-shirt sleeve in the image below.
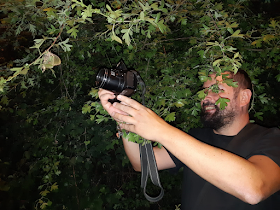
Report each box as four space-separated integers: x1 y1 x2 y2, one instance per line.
246 127 280 167
166 148 184 173
166 128 200 173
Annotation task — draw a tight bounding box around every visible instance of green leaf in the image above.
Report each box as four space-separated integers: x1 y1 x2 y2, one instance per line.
197 89 207 99
1 96 9 105
223 78 238 88
122 31 131 45
58 38 72 52
258 93 268 104
190 105 200 116
155 12 161 23
215 97 230 110
40 202 48 209
29 23 36 35
213 59 221 66
198 76 209 82
67 25 79 38
90 115 95 121
84 140 91 146
269 19 279 28
82 104 92 114
111 34 122 44
138 1 148 11
161 8 168 13
47 25 59 35
89 88 99 98
231 30 243 38
165 112 176 122
55 170 61 176
275 74 280 82
157 19 168 33
227 27 234 34
10 67 23 73
181 18 187 25
140 11 145 20
151 2 159 10
157 99 165 107
234 52 240 59
254 112 263 121
47 200 53 206
40 190 50 196
50 182 58 191
106 4 112 12
174 100 185 108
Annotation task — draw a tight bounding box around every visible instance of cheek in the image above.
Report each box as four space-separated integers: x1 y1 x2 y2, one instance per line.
218 89 235 100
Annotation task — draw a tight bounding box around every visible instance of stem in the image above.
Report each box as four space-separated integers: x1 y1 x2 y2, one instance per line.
248 84 255 113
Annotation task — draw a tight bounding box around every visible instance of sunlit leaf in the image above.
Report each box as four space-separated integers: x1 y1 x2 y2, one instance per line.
165 112 176 122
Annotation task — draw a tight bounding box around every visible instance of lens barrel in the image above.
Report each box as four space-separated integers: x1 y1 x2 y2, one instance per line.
96 68 125 93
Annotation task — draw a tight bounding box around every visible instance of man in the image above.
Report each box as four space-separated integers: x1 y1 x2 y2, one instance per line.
98 70 280 209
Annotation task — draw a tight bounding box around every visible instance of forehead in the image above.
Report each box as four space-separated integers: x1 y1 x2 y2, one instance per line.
203 74 222 87
203 73 233 88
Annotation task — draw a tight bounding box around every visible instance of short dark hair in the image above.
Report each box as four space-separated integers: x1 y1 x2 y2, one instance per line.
232 69 253 92
230 70 253 108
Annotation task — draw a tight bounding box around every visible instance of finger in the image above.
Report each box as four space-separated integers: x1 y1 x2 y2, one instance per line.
119 122 135 133
98 88 115 98
120 101 131 106
98 88 114 95
113 102 137 116
99 91 115 102
116 95 143 111
112 112 136 125
113 108 130 116
98 90 129 117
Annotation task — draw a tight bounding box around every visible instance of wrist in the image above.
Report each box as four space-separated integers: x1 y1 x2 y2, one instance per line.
154 121 173 144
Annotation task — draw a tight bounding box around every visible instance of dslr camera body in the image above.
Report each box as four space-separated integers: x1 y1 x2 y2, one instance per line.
96 60 140 97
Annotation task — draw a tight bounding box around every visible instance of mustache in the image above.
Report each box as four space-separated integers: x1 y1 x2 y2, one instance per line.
202 101 217 108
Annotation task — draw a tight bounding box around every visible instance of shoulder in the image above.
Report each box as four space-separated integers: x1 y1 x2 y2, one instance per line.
243 124 280 165
238 123 280 138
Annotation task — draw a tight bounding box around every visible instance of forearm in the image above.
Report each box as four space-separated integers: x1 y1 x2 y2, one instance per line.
158 124 266 204
122 136 141 171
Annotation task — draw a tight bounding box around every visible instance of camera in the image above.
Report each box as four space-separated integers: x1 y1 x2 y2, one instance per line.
96 60 138 97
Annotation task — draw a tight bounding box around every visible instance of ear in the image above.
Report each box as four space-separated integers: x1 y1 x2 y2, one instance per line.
239 89 252 107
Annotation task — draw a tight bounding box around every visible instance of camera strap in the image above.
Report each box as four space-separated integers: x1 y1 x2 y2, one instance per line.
139 141 164 202
132 71 164 202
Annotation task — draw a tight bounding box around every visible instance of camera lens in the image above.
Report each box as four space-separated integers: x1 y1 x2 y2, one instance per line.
96 68 107 88
96 68 125 93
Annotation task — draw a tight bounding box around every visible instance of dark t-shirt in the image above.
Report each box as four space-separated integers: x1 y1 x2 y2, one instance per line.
168 124 280 210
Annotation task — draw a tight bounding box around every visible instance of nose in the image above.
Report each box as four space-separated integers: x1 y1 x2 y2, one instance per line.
203 89 219 102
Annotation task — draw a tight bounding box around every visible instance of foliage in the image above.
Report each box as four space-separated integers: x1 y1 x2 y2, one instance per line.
0 0 280 209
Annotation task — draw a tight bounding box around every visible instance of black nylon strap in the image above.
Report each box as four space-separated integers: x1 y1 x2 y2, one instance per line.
132 70 164 202
139 140 164 202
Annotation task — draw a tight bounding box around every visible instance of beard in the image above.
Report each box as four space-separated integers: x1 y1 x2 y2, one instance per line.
200 101 237 131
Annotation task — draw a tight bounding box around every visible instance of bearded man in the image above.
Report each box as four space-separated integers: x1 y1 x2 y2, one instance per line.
98 70 280 210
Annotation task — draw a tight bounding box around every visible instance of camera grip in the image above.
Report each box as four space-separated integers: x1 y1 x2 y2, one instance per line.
108 97 121 104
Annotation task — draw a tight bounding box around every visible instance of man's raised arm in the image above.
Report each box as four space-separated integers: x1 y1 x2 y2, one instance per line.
98 89 175 172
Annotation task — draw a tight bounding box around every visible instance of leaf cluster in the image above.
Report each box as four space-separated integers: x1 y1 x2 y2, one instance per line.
1 0 280 209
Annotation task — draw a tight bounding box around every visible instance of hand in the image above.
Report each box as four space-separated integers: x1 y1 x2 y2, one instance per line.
98 88 128 121
112 95 170 142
